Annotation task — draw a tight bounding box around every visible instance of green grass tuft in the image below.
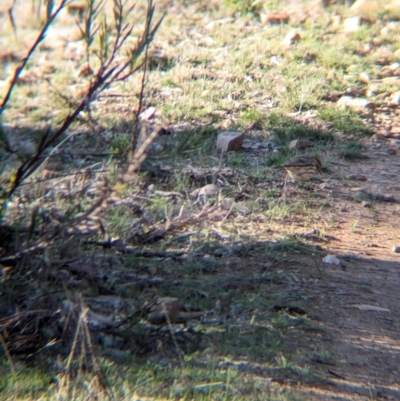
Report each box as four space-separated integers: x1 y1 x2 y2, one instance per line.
339 141 366 160
319 107 373 136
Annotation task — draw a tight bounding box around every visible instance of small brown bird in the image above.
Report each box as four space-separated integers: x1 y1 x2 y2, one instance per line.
282 155 322 182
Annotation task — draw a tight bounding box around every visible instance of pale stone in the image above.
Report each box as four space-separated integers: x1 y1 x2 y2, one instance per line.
261 12 290 25
337 96 375 111
382 77 400 85
323 255 341 265
198 184 218 197
139 106 156 121
216 131 244 152
380 27 390 37
359 72 370 83
385 0 400 19
350 0 380 17
282 31 301 46
343 16 360 32
270 55 280 66
289 139 309 150
390 92 400 105
191 183 219 201
389 62 400 71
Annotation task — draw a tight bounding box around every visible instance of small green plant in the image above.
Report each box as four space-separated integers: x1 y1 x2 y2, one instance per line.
108 133 130 155
339 141 366 160
266 151 291 167
226 153 249 168
319 107 373 136
312 350 335 364
268 237 311 254
174 126 217 158
273 125 334 147
239 108 266 126
224 0 262 15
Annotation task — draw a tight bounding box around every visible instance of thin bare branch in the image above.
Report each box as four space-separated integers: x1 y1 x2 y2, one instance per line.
0 0 69 115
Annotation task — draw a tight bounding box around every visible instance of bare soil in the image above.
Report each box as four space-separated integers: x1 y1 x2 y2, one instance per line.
263 137 400 400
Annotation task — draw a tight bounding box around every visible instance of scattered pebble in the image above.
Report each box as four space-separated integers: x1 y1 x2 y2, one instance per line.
323 255 341 265
203 254 215 263
393 246 400 254
216 131 244 152
350 0 381 17
139 106 156 121
359 72 370 83
260 12 289 25
337 96 375 111
289 139 309 150
391 91 400 105
191 184 219 200
282 31 301 46
343 16 360 32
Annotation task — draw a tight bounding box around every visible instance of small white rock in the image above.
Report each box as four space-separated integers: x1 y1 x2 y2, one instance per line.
391 92 400 105
198 184 218 197
323 255 341 265
270 55 280 66
343 16 360 32
380 27 390 37
350 0 380 14
337 96 374 111
282 31 301 46
191 183 219 199
389 62 400 71
359 72 370 83
289 139 309 150
203 254 215 263
139 106 156 121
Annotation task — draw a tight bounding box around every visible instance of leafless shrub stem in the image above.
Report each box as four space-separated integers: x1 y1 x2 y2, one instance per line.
1 0 164 205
